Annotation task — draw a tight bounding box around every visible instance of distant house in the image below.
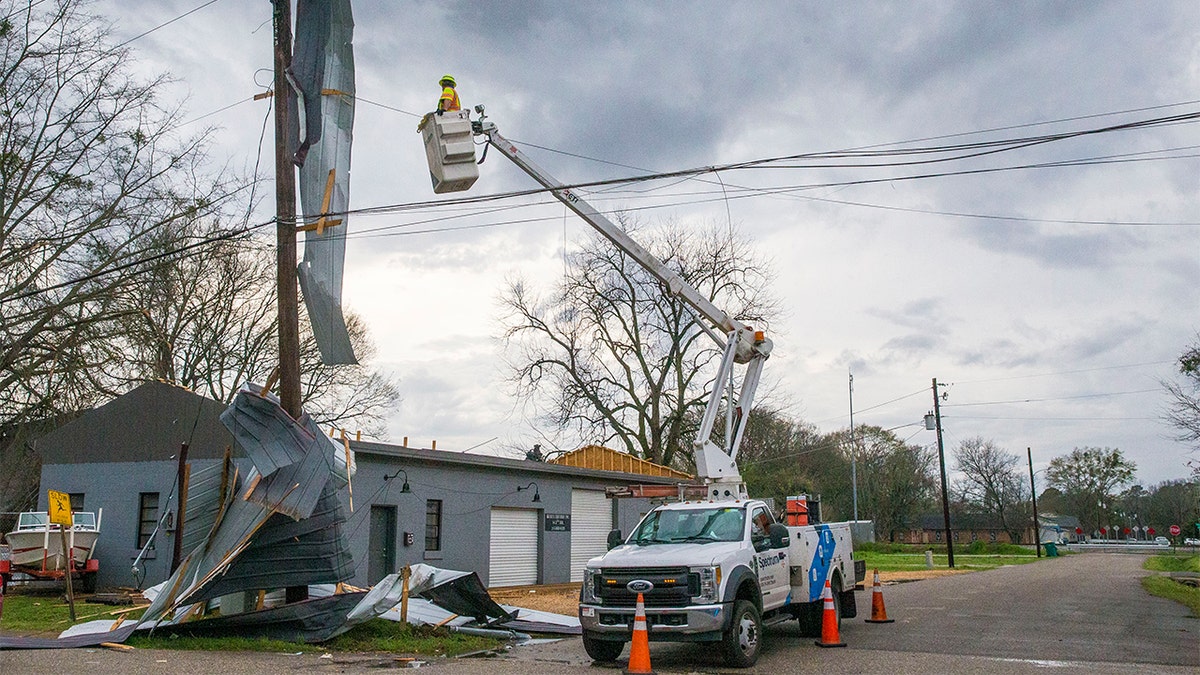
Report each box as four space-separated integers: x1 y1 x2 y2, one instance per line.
893 513 1035 546
32 382 680 591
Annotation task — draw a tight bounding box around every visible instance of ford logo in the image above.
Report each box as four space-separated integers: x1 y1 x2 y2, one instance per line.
626 579 654 593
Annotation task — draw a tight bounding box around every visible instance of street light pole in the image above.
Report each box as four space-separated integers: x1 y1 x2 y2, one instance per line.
931 377 954 568
849 370 858 522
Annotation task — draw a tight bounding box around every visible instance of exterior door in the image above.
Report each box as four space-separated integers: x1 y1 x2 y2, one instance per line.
368 505 397 584
570 489 611 582
489 507 539 587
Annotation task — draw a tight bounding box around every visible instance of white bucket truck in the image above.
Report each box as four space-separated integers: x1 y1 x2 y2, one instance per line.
431 106 864 668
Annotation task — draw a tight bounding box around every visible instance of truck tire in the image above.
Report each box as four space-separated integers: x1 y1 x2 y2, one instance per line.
721 599 762 668
581 631 624 662
797 576 843 637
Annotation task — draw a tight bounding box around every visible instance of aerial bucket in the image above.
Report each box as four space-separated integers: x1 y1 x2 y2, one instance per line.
419 110 479 193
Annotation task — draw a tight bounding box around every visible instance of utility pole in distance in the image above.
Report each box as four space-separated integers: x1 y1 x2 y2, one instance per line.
1028 447 1041 558
273 0 301 420
931 378 954 568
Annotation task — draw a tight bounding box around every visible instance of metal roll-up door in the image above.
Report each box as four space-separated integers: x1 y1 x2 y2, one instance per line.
570 489 612 582
488 507 539 587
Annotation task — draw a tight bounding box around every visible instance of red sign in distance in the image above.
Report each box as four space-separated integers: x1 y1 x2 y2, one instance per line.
1170 524 1182 536
1148 527 1156 536
1123 528 1130 535
1075 527 1083 535
1100 527 1107 535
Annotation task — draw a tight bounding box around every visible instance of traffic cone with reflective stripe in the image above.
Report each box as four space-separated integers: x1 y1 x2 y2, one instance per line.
864 569 894 623
623 591 656 674
814 578 846 647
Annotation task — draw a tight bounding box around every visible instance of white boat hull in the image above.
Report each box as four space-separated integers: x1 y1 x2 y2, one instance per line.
4 529 98 571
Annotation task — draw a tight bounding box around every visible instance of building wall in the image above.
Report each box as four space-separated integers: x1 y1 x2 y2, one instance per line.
38 452 662 591
345 453 656 587
38 459 214 590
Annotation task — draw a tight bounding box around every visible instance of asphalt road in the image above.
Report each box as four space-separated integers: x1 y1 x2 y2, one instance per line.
1 552 1195 674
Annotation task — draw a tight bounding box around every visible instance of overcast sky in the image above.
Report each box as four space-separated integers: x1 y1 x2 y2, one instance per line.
90 0 1199 485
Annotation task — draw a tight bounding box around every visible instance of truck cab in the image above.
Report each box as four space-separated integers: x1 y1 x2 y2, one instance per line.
579 498 861 668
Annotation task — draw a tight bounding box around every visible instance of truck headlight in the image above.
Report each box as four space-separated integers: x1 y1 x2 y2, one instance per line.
693 565 721 604
581 568 599 604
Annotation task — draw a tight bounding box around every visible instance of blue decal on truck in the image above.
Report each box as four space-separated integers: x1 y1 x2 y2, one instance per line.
807 524 835 602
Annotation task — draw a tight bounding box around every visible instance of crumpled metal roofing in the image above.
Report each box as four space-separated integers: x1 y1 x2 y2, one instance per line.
291 0 357 365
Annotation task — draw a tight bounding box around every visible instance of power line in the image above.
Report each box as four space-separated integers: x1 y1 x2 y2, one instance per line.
943 389 1162 408
111 0 225 51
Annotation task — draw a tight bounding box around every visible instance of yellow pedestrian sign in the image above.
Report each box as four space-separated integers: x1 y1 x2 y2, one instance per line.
47 490 73 528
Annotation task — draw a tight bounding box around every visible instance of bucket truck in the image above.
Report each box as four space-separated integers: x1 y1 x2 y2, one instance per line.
420 106 863 668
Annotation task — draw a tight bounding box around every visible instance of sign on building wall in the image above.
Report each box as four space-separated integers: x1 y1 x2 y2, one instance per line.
545 514 571 532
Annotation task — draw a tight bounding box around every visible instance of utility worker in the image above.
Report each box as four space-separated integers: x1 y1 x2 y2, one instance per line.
436 75 460 115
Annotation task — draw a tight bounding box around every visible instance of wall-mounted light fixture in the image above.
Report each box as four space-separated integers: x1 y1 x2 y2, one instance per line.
517 481 541 503
384 469 412 494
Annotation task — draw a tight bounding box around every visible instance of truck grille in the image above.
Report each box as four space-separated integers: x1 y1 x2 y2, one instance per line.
594 566 700 607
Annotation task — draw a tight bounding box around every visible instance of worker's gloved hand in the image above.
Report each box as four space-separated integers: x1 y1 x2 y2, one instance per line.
436 109 444 116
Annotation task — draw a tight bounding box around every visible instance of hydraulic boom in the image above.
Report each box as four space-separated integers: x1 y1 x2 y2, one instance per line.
472 107 771 492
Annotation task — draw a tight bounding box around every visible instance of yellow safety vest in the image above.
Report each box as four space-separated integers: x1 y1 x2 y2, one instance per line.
439 86 460 111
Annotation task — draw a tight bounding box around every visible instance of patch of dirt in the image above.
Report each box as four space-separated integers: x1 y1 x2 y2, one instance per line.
877 569 970 583
488 584 579 616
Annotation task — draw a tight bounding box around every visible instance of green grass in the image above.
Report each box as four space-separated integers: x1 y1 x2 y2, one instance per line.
0 594 134 634
1143 553 1200 573
855 543 1042 573
1141 553 1200 618
123 620 501 655
1141 575 1200 617
1 593 502 655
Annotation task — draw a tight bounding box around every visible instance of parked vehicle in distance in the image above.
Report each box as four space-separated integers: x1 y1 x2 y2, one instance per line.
1153 536 1170 545
1184 538 1199 546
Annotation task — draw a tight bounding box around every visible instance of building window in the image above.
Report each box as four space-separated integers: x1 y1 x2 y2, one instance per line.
425 500 442 552
138 492 159 549
68 493 85 512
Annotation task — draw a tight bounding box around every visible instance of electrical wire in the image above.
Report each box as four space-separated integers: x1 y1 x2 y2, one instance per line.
110 0 225 51
942 388 1161 408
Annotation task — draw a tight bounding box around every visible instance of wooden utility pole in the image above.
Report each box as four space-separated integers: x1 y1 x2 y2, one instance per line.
273 0 307 605
1028 447 1042 558
273 0 302 420
932 378 955 568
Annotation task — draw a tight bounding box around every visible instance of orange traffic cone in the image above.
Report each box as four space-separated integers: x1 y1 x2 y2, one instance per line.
814 578 846 648
623 591 656 675
864 569 894 623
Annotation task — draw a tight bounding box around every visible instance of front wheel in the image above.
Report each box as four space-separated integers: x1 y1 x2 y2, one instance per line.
582 631 625 662
721 599 762 668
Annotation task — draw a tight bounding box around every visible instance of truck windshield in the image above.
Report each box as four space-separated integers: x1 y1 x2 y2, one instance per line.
629 507 745 545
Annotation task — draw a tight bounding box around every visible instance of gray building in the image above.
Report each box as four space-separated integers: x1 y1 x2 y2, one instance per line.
34 382 673 591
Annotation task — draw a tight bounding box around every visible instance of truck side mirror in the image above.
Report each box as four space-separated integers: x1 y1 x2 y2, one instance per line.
607 529 624 550
768 523 790 549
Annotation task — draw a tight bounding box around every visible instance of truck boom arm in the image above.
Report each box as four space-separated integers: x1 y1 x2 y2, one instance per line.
474 110 771 489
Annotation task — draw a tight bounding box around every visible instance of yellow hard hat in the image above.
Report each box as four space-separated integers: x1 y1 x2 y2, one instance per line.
440 74 456 86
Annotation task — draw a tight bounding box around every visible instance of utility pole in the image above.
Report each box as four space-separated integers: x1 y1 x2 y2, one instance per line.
273 0 301 420
931 378 954 568
849 370 858 522
273 0 306 605
1028 447 1041 558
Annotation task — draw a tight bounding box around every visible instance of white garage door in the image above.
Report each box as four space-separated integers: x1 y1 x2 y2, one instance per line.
489 507 539 587
570 489 612 582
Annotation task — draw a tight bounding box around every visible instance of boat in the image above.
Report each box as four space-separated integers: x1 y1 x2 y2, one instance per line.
3 510 101 572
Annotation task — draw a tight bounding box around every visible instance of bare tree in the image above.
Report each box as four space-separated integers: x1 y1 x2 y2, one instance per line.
953 436 1030 543
0 2 244 512
103 221 401 437
500 216 776 467
1163 336 1200 480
